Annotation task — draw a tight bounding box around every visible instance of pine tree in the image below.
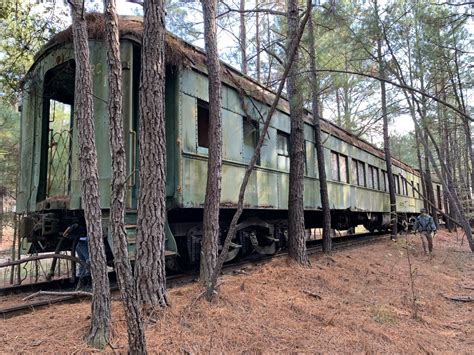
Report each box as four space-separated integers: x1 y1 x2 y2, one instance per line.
134 0 168 310
68 0 111 347
103 0 147 352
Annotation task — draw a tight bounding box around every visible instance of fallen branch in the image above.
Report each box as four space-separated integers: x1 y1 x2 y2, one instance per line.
302 290 322 300
442 295 474 302
0 253 86 268
23 290 92 301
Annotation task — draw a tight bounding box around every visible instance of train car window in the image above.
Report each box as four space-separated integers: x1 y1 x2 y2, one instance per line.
404 179 408 196
242 118 259 163
367 166 374 189
351 160 358 185
358 161 366 187
339 155 349 184
351 159 366 187
368 165 380 190
411 180 415 197
331 151 339 180
437 185 442 210
277 130 290 171
394 175 400 194
197 99 209 149
340 155 349 183
374 167 380 190
417 182 421 198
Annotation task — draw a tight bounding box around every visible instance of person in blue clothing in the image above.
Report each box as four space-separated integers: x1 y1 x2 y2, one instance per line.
414 208 437 254
76 234 90 279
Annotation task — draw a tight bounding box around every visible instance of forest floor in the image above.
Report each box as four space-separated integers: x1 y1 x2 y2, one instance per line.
0 229 473 353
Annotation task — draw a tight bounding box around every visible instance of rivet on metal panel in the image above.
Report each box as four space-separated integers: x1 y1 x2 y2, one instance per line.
176 185 182 193
176 138 181 145
121 61 131 70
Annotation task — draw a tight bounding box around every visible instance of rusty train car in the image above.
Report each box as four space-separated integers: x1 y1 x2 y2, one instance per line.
16 15 443 267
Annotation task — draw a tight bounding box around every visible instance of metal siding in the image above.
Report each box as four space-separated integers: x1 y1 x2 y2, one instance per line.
271 110 290 133
277 173 289 209
259 127 277 169
305 141 315 177
17 86 35 212
223 85 244 116
256 170 278 208
180 93 197 153
303 123 314 142
328 182 351 210
181 70 209 102
222 109 243 161
304 178 317 209
89 42 111 209
182 156 206 207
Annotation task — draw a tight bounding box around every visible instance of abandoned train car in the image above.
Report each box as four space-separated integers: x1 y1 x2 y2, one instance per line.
16 15 443 266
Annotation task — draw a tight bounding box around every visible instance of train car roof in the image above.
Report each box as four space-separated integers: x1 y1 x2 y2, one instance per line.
25 13 419 177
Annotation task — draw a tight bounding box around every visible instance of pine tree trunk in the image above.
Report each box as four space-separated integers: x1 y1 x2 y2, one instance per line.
255 0 261 83
200 0 222 287
286 0 309 266
104 1 147 352
69 1 111 348
135 0 168 310
0 188 4 243
0 191 3 242
422 132 438 226
375 2 397 239
239 0 247 74
308 15 331 253
415 130 428 210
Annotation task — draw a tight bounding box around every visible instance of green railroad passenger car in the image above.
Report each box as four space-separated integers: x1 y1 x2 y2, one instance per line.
16 15 443 267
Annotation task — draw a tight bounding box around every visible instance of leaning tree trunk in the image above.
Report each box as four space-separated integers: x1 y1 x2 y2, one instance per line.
104 1 146 352
200 0 223 288
69 1 111 348
308 14 331 252
286 0 309 266
134 0 168 310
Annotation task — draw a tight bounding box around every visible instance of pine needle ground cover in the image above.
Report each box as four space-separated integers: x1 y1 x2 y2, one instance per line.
1 230 472 353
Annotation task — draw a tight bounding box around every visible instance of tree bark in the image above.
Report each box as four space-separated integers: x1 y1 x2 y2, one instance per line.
0 188 4 243
239 0 247 75
134 0 168 310
255 0 261 83
308 14 331 253
374 0 397 240
104 0 147 352
68 0 111 348
286 0 309 266
200 0 223 288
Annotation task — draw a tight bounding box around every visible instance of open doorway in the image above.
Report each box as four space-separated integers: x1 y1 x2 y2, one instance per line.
38 60 75 202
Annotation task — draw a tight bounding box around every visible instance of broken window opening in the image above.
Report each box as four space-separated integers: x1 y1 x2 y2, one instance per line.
242 117 259 164
197 99 209 150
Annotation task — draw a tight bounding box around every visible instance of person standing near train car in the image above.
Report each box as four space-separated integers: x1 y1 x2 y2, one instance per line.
414 208 437 254
75 232 91 291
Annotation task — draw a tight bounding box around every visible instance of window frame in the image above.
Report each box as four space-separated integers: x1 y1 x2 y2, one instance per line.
197 99 210 152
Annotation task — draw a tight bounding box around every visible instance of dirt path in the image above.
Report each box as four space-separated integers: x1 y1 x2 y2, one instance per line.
0 230 472 353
